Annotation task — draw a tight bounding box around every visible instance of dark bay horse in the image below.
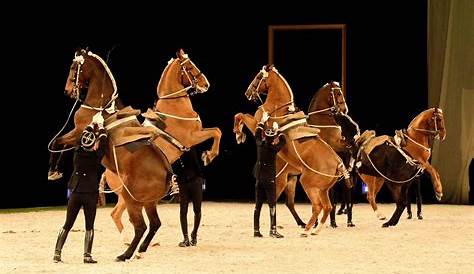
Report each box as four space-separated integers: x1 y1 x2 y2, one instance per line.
280 81 359 228
355 108 446 227
50 49 173 261
234 65 350 236
106 49 221 243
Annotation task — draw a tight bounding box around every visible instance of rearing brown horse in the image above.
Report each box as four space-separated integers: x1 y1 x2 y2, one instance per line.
106 49 221 243
51 49 173 261
234 65 349 236
356 108 445 225
277 81 358 228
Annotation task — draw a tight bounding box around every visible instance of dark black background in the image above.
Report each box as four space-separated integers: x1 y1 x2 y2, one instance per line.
5 1 441 208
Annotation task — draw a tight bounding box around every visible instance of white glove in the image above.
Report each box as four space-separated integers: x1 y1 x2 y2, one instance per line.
92 112 104 127
260 111 269 123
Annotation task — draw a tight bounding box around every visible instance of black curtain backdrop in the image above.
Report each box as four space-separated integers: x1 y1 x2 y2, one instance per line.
5 1 433 208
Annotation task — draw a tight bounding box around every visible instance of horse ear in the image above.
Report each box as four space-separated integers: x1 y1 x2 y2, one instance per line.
177 49 185 59
265 64 274 71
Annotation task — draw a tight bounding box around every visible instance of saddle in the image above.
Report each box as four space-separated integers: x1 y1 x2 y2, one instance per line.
394 129 407 147
355 129 390 156
105 106 159 147
286 126 320 141
276 111 320 141
141 108 167 130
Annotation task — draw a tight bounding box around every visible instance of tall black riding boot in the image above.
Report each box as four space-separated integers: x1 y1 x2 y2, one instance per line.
53 228 69 263
253 208 263 237
269 206 283 238
179 210 190 247
347 204 355 227
330 206 338 228
83 230 97 263
190 212 201 246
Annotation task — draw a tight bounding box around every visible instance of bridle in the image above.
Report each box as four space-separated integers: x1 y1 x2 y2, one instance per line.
307 82 348 117
245 66 296 118
159 56 209 99
408 108 444 140
70 50 118 113
405 108 445 153
71 53 87 100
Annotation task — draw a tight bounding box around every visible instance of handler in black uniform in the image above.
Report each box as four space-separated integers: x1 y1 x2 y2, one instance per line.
53 113 107 263
253 112 286 238
172 146 205 247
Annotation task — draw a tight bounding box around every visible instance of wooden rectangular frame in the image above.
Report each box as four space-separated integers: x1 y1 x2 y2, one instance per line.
268 24 347 95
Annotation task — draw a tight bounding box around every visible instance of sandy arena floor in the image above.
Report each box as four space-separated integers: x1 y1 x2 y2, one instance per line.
0 202 473 274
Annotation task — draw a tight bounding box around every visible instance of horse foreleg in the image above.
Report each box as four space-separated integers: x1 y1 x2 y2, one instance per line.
111 195 129 245
420 161 443 201
104 170 130 244
190 127 222 166
233 113 257 144
137 202 161 257
360 174 385 220
54 128 82 149
116 201 146 262
48 129 81 176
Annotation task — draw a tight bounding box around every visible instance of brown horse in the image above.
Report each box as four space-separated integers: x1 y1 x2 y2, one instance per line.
107 49 221 243
52 49 173 261
356 107 445 226
278 81 359 228
234 65 350 236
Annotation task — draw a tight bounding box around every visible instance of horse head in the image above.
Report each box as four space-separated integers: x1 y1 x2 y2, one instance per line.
245 65 271 102
157 49 209 99
64 48 91 100
64 48 117 110
311 81 347 115
409 107 446 141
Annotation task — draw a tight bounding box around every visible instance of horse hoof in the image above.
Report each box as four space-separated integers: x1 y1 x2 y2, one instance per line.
48 171 63 181
201 151 211 166
115 255 127 262
133 252 143 259
298 223 306 228
382 222 391 228
417 214 423 220
407 213 413 219
330 222 338 228
300 233 308 238
347 222 355 227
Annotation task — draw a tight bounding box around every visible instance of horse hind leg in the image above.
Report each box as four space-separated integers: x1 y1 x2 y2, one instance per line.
311 189 332 235
136 202 161 257
382 183 408 227
300 187 322 237
116 202 147 262
282 175 306 228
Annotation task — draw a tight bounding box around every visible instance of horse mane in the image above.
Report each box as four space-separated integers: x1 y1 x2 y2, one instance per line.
407 108 434 129
334 113 360 141
307 84 327 112
156 58 177 91
271 69 295 104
